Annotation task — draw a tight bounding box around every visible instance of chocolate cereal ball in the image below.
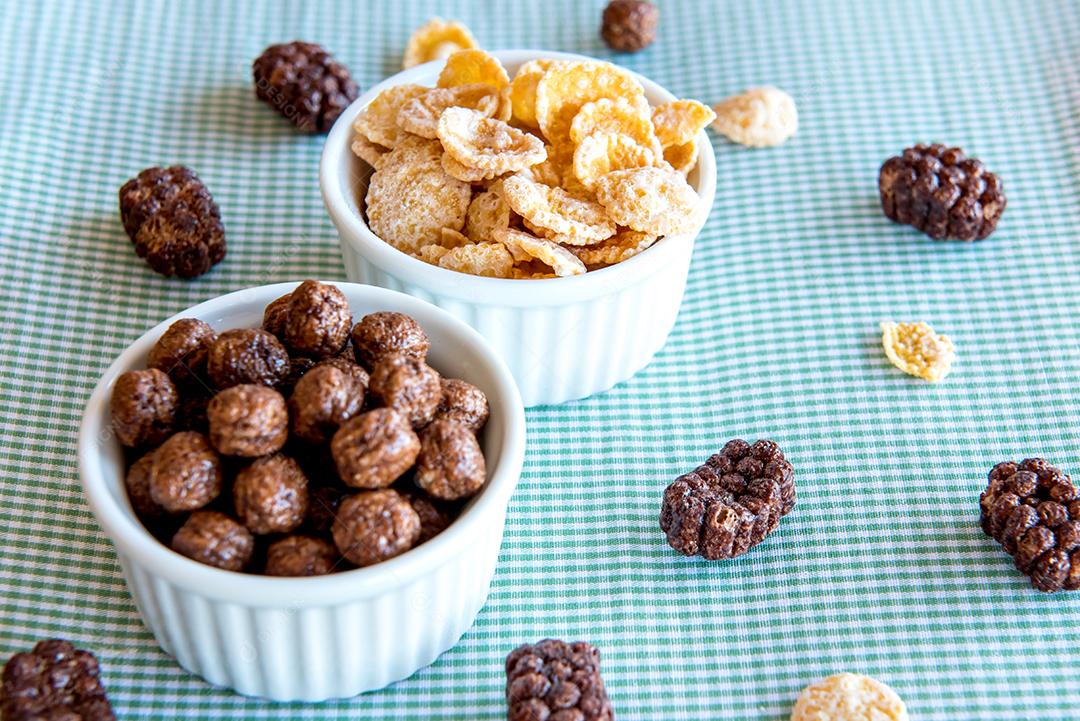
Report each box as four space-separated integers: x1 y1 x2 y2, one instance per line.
207 384 288 457
318 355 370 389
110 368 178 447
262 293 292 339
265 535 338 576
233 454 309 534
283 280 352 358
147 318 217 384
351 312 430 368
1 639 115 721
368 354 442 428
149 431 223 512
435 378 489 433
331 408 420 489
415 419 487 500
402 490 452 543
206 328 290 389
332 489 420 567
171 510 254 571
125 450 165 520
289 363 365 444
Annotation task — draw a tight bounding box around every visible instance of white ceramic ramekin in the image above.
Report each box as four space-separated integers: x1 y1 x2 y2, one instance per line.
78 282 526 702
321 50 717 407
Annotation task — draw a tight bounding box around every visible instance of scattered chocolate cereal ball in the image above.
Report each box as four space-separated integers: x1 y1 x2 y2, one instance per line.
402 489 452 543
282 280 352 358
351 311 430 368
330 408 420 489
1 639 115 721
435 377 489 433
980 458 1080 592
289 363 366 444
233 454 309 535
125 450 165 520
147 318 217 384
110 368 178 447
149 431 223 512
660 439 795 560
207 384 288 457
171 510 254 571
368 354 442 428
792 673 908 721
415 419 487 501
601 0 659 53
265 535 338 576
206 328 290 389
262 293 292 339
879 143 1006 241
505 639 613 721
252 41 358 133
118 166 226 278
306 485 346 534
332 489 420 567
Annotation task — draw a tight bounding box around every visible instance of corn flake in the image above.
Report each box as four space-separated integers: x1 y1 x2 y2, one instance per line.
509 59 558 127
503 173 615 245
651 99 716 149
791 674 909 721
570 97 662 155
403 18 478 69
573 132 661 189
441 152 501 183
416 243 452 265
437 49 510 92
535 60 649 147
464 183 512 242
353 84 428 148
351 134 389 170
663 140 699 176
396 84 500 139
494 228 586 277
437 242 514 278
594 166 701 237
570 229 659 267
880 321 955 382
437 107 547 175
711 86 798 148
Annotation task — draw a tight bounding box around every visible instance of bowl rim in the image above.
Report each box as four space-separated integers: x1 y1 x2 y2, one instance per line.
77 281 526 607
320 48 717 307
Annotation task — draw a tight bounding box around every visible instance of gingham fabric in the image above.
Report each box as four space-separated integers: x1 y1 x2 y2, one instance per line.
1 0 1078 718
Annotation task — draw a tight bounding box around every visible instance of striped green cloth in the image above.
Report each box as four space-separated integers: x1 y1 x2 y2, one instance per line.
2 0 1079 718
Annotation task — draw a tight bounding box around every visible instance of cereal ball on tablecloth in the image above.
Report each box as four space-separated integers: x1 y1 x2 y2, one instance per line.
415 419 486 501
148 431 223 512
601 0 659 52
171 510 254 571
252 41 358 134
207 384 288 457
281 280 352 359
434 377 489 433
110 368 178 447
147 318 216 385
233 454 309 535
206 328 290 389
289 363 366 444
331 408 420 489
505 639 613 721
332 489 420 567
1 639 115 721
351 312 430 368
265 535 338 577
368 354 442 428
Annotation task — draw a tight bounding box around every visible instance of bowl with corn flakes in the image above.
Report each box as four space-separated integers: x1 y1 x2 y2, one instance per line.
321 49 716 406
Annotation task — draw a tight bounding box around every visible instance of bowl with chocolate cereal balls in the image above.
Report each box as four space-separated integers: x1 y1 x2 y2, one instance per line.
78 280 525 701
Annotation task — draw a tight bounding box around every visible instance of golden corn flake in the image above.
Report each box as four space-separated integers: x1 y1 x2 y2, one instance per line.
509 59 558 127
437 49 510 92
651 99 716 149
880 321 955 382
437 242 514 278
572 132 661 189
396 84 500 139
791 673 909 721
664 140 699 176
416 243 452 265
569 97 662 155
594 166 701 237
403 18 478 69
437 107 547 175
353 84 428 148
365 139 471 253
441 152 501 183
570 229 659 267
503 173 615 245
494 228 586 277
535 60 649 147
464 184 512 242
439 227 471 248
711 86 798 148
350 133 389 170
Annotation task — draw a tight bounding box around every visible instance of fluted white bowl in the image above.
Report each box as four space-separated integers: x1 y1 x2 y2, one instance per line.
78 281 526 701
321 49 716 407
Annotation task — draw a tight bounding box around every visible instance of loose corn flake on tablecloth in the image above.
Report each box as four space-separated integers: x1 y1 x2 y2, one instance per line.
1 0 1079 718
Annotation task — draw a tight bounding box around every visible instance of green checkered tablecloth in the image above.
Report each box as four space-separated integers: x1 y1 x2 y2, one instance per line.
2 0 1079 718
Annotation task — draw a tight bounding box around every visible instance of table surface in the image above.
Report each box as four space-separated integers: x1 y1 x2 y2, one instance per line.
2 0 1079 718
